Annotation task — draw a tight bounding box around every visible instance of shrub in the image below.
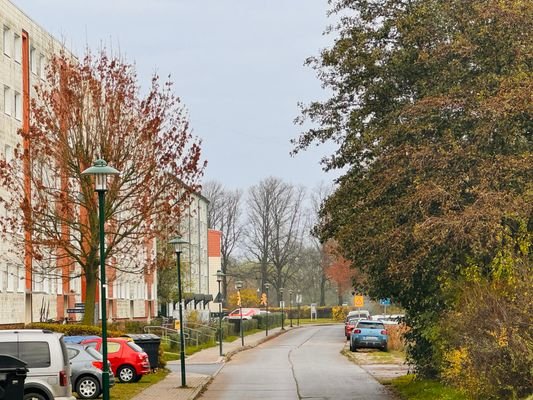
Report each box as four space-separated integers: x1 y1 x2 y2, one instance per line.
332 306 348 322
26 322 124 337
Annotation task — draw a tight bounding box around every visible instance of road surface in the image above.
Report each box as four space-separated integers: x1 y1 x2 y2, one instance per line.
198 324 394 400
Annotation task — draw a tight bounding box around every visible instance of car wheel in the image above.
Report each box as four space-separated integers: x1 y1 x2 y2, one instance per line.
76 375 100 399
118 365 137 383
381 345 388 352
350 342 356 352
24 393 47 400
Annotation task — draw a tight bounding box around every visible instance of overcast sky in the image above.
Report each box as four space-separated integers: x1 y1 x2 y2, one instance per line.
13 0 339 191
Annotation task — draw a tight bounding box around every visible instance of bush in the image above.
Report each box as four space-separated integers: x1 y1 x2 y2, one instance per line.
439 263 532 399
332 306 347 322
253 312 283 329
26 322 124 337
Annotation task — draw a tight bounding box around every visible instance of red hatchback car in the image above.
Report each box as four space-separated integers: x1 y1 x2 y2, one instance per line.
81 337 150 383
345 317 360 340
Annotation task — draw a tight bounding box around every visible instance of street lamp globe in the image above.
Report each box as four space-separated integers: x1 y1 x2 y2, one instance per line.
169 236 189 253
81 159 119 191
216 269 223 283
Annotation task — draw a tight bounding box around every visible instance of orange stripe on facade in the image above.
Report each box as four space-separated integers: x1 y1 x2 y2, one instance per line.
21 30 32 291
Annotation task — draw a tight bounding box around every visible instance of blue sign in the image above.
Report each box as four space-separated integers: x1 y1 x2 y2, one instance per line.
379 298 391 306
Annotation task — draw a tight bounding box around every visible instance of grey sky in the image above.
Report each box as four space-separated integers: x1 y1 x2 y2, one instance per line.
13 0 339 191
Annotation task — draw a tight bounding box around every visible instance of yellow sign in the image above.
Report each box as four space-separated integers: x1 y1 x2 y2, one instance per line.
174 321 180 330
260 293 268 306
354 295 364 307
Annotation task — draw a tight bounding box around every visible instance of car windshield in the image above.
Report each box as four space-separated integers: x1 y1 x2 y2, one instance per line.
357 322 385 329
127 342 144 352
347 318 359 324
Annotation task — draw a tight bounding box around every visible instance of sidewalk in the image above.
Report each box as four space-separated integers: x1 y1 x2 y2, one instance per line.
130 326 294 400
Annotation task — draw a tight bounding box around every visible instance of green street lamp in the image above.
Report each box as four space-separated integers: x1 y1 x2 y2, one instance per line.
169 236 189 387
289 289 293 327
216 270 225 356
265 283 270 336
81 159 119 400
280 287 285 330
297 289 301 327
235 280 244 346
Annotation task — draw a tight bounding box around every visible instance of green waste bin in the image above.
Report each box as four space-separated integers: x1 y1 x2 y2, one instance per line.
0 355 28 400
122 334 161 369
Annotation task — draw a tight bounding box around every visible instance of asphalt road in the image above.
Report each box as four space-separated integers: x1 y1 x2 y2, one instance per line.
198 324 394 400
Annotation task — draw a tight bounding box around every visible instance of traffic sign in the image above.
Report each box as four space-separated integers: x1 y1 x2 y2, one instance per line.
260 293 267 306
354 295 364 307
379 298 391 306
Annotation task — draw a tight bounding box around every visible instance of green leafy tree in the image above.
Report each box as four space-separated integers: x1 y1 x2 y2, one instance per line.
294 0 532 381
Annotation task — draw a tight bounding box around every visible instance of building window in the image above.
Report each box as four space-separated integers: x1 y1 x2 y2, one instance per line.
6 264 15 292
3 26 11 57
4 144 13 163
4 86 11 115
39 54 46 79
14 91 21 120
30 46 37 74
13 33 21 63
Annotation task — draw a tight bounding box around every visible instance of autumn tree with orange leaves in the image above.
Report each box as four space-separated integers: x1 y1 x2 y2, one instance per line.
0 50 205 324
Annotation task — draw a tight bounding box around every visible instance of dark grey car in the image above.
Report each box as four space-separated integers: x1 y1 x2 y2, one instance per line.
66 344 115 399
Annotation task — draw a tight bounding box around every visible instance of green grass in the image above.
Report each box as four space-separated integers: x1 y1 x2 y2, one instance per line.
109 369 169 400
390 375 467 400
297 318 338 325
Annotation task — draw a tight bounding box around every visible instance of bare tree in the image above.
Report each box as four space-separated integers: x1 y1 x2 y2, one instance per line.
202 181 243 305
244 177 279 297
269 183 306 302
310 182 333 305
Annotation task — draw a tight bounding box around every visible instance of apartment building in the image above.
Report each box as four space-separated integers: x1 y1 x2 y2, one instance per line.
0 0 156 325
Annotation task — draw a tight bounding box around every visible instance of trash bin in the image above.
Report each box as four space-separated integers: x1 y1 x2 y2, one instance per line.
0 355 28 400
122 334 161 370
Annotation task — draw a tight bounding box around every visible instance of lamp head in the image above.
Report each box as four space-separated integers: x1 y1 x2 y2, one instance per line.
81 159 119 191
216 270 224 282
168 236 189 253
280 287 284 294
265 283 270 290
235 280 243 290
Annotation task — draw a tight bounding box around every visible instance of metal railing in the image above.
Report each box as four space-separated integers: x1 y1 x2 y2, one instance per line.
144 324 217 354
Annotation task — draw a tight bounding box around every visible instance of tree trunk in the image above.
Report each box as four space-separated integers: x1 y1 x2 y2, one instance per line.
82 267 98 325
337 283 343 306
320 273 327 306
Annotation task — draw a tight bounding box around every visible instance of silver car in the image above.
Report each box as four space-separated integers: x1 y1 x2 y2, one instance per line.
0 329 75 400
66 344 115 399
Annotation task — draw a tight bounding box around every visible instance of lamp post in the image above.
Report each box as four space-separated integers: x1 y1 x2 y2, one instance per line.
297 289 301 327
235 280 244 346
81 159 119 400
169 236 189 387
216 270 224 356
280 287 285 330
265 283 270 336
289 289 293 327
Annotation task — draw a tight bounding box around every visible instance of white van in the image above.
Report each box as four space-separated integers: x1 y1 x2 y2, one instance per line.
0 329 75 400
346 310 370 320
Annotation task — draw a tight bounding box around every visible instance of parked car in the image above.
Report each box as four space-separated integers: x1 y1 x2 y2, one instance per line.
349 320 388 352
371 314 401 325
80 337 150 383
66 344 115 399
346 309 370 320
0 329 75 400
227 308 261 320
344 317 360 340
